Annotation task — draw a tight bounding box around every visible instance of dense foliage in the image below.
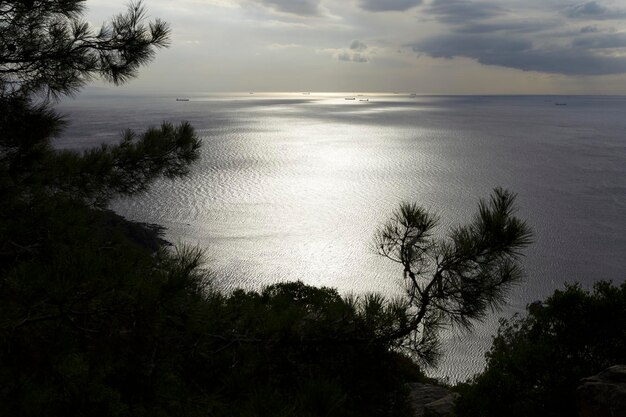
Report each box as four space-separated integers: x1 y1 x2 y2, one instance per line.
455 281 626 417
0 208 424 416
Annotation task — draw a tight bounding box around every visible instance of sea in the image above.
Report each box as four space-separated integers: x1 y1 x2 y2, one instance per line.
56 92 626 382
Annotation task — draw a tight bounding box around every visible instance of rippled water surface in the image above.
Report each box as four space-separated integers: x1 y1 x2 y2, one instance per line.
57 93 626 381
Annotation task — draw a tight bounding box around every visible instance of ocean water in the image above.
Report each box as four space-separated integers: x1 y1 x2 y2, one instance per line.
56 92 626 382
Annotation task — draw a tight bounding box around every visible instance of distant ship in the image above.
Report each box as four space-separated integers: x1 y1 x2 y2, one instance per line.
359 99 369 102
175 98 189 101
554 102 567 106
345 97 356 100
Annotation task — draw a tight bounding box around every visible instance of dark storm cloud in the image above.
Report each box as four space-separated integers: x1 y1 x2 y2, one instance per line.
426 0 506 24
454 21 553 35
358 0 423 12
573 33 626 48
565 1 626 20
253 0 321 16
414 35 531 60
408 0 626 76
412 34 626 75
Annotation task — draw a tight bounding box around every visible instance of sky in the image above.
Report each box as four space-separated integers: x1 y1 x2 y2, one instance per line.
85 0 626 94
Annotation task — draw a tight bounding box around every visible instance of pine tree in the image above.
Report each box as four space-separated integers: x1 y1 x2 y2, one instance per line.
0 2 205 415
375 188 533 365
1 0 169 99
0 0 200 211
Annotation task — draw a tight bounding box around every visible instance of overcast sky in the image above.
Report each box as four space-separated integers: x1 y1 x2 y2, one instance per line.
86 0 626 94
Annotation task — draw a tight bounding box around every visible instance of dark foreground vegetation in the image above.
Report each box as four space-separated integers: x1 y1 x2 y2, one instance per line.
1 1 622 416
456 280 626 417
0 206 424 416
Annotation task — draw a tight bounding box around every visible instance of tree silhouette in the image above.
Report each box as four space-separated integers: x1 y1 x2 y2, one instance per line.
0 0 200 209
0 2 537 415
0 2 206 414
1 0 169 99
375 188 533 365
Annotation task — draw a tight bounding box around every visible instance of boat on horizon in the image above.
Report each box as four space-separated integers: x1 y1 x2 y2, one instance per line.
345 97 356 100
175 98 189 101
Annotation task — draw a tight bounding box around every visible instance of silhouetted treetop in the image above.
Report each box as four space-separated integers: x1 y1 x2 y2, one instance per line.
0 0 170 99
375 187 533 365
0 0 199 208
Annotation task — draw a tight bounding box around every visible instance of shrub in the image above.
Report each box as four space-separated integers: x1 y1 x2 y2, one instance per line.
455 281 626 417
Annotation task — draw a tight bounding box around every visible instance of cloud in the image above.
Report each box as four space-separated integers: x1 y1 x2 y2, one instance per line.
268 43 302 50
568 1 607 17
350 40 368 51
322 40 373 63
565 1 626 20
406 0 626 76
454 21 554 35
414 34 531 60
358 0 422 12
251 0 322 16
337 52 369 62
425 0 506 24
573 33 626 49
412 33 626 75
580 25 600 33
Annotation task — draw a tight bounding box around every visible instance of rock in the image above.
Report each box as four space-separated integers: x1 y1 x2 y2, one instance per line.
406 383 458 417
424 393 460 417
577 365 626 417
